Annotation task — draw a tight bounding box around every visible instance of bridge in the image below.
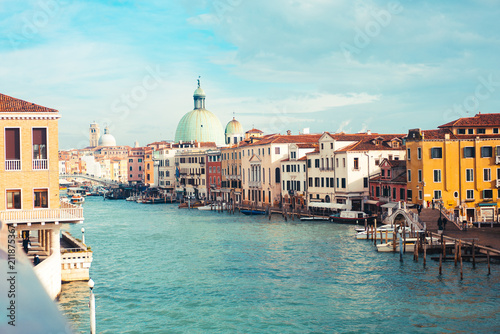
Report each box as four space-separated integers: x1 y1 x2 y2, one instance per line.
59 173 124 186
384 208 424 231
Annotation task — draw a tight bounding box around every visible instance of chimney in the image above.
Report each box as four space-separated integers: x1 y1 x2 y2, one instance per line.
303 128 310 134
286 130 291 135
367 130 371 135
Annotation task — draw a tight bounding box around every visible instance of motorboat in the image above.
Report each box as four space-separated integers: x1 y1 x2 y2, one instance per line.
70 195 85 205
240 209 266 215
329 211 377 224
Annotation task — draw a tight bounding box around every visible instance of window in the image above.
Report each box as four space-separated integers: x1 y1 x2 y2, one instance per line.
275 147 280 154
315 178 320 187
393 187 397 199
400 188 405 200
407 189 412 201
5 128 20 170
343 158 346 167
275 168 280 183
477 128 486 134
32 128 47 163
321 143 324 150
418 170 422 182
286 165 290 172
466 169 474 182
466 190 474 200
417 147 422 160
481 146 493 158
407 148 411 160
457 128 466 134
321 178 324 188
468 129 473 134
34 189 48 208
307 159 311 168
464 147 475 158
7 190 21 209
433 169 441 183
483 189 493 199
434 190 442 199
330 177 334 188
363 177 368 188
376 186 380 197
381 170 385 177
138 158 143 163
129 159 133 163
341 178 346 188
308 178 312 187
336 158 339 168
129 166 133 171
330 143 333 149
291 151 296 159
315 159 320 168
407 170 411 182
353 158 359 170
484 168 491 182
431 147 442 159
494 128 499 134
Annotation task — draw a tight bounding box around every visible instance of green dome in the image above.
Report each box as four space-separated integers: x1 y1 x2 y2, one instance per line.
175 109 224 146
225 117 243 136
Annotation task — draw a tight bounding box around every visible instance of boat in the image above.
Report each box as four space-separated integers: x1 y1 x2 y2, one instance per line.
198 203 230 211
70 195 85 205
329 211 376 224
299 216 330 221
376 237 437 253
178 201 204 209
240 209 266 215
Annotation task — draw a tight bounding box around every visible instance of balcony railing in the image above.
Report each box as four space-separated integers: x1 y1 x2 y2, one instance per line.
33 159 48 170
0 200 84 224
5 160 21 171
249 181 262 188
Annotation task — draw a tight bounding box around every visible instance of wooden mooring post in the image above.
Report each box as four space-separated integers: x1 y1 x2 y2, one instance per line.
459 241 463 280
439 254 442 275
487 251 491 275
454 241 458 267
423 242 427 268
373 219 377 246
472 239 476 269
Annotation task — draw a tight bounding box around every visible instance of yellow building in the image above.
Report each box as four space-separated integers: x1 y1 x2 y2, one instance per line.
406 113 500 222
0 93 85 299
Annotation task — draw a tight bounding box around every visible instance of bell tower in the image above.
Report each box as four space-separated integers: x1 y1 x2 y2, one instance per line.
89 122 100 148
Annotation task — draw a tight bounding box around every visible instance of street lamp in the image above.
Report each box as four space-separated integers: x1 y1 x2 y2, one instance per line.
88 278 96 334
81 227 85 245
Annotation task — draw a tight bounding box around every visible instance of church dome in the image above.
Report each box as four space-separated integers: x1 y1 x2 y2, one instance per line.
175 109 224 146
225 117 243 136
174 80 224 146
99 126 116 147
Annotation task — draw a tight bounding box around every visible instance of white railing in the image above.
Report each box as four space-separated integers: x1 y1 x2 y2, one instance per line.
249 181 262 188
33 159 48 170
5 160 21 171
0 200 83 223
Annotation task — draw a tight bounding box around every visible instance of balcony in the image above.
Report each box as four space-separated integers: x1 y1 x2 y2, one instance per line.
33 159 48 170
0 200 84 224
496 156 500 164
249 181 262 188
5 160 21 171
227 175 241 180
496 179 500 188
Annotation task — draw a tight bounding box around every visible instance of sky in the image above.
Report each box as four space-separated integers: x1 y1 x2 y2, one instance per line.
1 0 500 149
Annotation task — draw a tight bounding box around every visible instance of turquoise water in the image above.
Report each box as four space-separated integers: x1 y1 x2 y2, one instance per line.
59 197 500 333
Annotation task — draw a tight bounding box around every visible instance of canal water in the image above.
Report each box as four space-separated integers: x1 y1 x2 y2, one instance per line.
59 196 500 333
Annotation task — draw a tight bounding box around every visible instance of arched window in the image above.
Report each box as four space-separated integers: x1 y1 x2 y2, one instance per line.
275 167 280 183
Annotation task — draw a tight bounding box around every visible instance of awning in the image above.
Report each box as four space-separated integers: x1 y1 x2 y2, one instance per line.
381 202 399 209
308 202 347 210
364 200 379 205
478 203 497 207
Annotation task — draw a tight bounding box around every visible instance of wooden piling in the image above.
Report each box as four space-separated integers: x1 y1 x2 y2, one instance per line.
423 242 427 268
403 226 406 254
373 221 377 246
472 239 476 269
441 234 445 259
454 241 458 267
487 251 491 275
393 229 397 252
385 230 388 244
439 254 442 275
459 241 463 280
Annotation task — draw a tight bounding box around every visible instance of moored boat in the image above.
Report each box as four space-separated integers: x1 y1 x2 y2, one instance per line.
240 209 266 215
329 211 376 224
70 195 85 205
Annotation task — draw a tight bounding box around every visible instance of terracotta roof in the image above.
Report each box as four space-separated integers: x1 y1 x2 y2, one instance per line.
439 113 500 128
386 159 406 168
239 134 321 147
246 128 263 134
420 128 500 140
298 156 307 161
336 134 406 152
296 143 318 148
0 93 58 113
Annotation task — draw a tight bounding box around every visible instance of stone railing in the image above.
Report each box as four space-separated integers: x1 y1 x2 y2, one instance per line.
0 200 84 224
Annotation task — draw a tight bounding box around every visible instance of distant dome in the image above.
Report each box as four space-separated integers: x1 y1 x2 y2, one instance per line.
174 81 224 146
225 117 243 136
99 126 116 147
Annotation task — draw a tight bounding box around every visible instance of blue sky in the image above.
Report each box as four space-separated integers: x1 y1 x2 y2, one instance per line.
1 0 500 149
